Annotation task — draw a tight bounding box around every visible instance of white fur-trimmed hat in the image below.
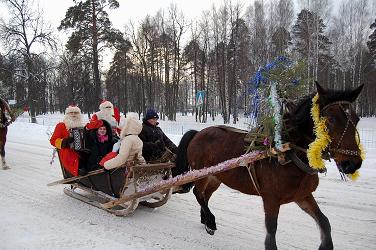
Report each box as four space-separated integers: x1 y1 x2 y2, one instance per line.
99 100 114 111
65 105 81 114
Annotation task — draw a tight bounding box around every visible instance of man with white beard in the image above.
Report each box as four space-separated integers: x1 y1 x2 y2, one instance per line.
50 105 84 176
91 100 118 135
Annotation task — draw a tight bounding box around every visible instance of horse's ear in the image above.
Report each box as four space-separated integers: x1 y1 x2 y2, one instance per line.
349 84 364 102
315 81 327 96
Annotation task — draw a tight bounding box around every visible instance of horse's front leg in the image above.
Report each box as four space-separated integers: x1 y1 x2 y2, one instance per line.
263 198 280 250
296 194 333 250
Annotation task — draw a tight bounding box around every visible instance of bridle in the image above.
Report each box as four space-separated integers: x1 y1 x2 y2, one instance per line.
321 101 361 157
279 99 361 176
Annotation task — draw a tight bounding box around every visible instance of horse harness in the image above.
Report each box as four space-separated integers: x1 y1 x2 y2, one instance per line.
321 101 361 157
241 101 361 195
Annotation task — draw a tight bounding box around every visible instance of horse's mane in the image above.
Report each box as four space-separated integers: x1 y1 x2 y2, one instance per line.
288 94 314 126
319 88 359 104
289 88 357 126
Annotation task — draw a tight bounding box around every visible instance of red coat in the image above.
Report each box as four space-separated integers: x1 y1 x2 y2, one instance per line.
50 122 80 176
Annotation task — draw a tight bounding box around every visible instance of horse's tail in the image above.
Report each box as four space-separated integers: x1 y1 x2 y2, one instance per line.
174 130 198 176
173 130 198 193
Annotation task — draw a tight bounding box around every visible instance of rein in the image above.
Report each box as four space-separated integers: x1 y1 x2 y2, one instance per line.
288 151 320 175
322 101 361 157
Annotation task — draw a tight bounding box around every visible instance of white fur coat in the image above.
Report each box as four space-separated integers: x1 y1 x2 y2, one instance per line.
104 117 145 170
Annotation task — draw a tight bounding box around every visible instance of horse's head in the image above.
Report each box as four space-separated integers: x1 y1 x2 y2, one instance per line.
315 82 364 175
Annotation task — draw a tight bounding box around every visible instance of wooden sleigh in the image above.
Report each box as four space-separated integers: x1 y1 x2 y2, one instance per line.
49 142 291 216
50 150 175 216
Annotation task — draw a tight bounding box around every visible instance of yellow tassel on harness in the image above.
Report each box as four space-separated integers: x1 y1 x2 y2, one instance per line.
307 94 364 180
347 170 360 181
348 133 366 181
307 94 330 170
356 135 366 161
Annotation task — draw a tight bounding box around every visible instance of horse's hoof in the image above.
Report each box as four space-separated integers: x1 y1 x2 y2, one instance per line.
205 225 216 235
2 166 10 170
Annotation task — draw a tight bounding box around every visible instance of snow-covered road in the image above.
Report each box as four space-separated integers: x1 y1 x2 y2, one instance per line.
1 122 375 249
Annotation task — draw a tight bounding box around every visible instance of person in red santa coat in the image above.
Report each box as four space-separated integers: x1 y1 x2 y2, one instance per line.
50 105 84 177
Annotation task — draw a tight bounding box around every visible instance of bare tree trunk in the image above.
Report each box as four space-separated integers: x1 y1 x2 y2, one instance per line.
91 0 101 102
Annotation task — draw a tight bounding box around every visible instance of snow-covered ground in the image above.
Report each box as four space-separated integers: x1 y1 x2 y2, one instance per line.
1 113 375 250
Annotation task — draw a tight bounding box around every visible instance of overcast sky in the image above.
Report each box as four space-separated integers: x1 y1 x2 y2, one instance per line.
39 0 248 31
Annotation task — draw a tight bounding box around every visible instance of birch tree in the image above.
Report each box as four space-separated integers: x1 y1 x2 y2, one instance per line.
271 0 294 57
291 9 330 91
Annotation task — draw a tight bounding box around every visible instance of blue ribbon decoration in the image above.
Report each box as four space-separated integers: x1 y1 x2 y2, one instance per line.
247 56 298 121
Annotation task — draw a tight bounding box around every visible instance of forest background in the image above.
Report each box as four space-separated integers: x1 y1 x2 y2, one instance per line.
0 0 376 124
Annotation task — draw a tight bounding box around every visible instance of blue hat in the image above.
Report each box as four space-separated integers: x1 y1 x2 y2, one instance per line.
144 109 159 121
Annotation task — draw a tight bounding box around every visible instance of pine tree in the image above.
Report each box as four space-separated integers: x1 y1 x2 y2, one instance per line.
105 39 133 113
291 9 331 90
58 0 124 103
271 27 291 57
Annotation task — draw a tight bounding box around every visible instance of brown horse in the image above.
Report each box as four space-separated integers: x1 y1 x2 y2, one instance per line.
175 83 364 250
0 126 9 169
0 98 14 170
